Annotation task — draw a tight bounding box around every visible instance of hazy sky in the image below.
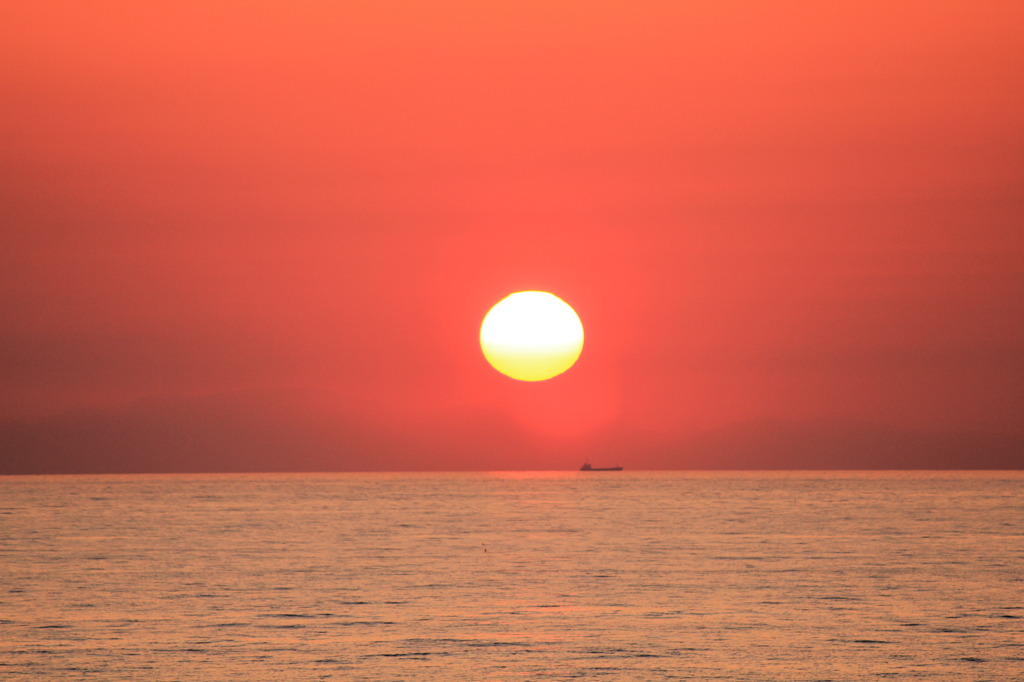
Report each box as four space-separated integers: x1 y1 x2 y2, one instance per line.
3 1 1023 471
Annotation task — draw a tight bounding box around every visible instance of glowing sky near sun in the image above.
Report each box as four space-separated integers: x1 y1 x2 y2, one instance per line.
1 1 1022 471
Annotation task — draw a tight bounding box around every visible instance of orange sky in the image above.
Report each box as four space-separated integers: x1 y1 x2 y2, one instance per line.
3 1 1023 471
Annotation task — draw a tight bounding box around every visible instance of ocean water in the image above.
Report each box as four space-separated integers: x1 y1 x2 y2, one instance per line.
1 471 1021 680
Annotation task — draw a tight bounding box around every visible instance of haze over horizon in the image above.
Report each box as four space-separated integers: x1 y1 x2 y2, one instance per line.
3 2 1023 473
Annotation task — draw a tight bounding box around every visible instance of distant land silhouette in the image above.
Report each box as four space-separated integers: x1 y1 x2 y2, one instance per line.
1 391 1021 474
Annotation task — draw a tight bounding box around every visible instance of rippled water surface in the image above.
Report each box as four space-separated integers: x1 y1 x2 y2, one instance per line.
1 471 1022 680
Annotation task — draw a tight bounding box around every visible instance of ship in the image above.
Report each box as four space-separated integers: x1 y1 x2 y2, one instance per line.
579 462 623 471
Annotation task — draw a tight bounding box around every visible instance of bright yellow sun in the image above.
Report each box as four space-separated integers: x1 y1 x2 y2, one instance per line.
480 291 584 381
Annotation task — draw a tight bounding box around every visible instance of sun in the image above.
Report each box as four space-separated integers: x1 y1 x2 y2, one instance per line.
480 291 584 381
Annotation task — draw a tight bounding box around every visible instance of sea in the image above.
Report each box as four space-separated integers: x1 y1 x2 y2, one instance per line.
1 471 1021 680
